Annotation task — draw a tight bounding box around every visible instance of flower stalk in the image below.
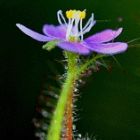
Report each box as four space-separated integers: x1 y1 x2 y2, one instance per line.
46 51 108 140
47 52 78 140
63 88 73 140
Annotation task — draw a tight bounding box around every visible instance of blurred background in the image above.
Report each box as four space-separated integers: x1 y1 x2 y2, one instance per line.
0 0 140 139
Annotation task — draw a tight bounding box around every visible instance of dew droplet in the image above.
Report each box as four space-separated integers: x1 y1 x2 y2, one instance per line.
72 124 76 130
35 131 45 140
41 123 48 130
78 133 82 138
74 88 78 92
41 109 51 118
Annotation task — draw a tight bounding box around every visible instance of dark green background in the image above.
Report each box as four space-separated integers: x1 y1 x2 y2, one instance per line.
0 0 140 139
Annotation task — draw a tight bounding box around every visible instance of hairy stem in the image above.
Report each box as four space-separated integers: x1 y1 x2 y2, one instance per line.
77 54 105 76
46 52 105 140
47 52 78 140
63 89 73 140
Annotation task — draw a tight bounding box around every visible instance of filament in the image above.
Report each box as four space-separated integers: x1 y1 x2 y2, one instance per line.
57 10 67 26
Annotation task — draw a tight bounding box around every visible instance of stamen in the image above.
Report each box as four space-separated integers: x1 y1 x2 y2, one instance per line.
57 10 67 25
80 19 83 41
66 10 74 19
79 11 86 19
82 13 96 35
66 10 86 19
82 20 96 35
82 13 94 31
66 18 75 40
73 18 80 37
58 10 94 42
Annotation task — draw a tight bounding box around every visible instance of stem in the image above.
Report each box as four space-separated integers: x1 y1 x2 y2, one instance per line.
77 54 106 76
63 89 73 140
46 52 105 140
47 52 78 140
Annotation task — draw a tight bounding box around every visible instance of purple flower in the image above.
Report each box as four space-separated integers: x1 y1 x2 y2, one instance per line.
16 10 128 55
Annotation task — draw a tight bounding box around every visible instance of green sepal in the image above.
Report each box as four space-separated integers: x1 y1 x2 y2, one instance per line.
42 40 58 51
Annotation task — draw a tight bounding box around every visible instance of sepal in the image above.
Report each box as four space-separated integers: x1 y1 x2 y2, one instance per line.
42 40 58 51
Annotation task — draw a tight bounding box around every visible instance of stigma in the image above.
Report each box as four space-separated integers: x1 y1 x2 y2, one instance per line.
57 10 96 42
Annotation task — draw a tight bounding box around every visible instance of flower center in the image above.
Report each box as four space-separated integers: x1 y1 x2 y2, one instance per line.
57 10 96 42
68 36 80 42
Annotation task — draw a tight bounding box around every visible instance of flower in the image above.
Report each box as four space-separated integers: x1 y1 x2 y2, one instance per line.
16 10 128 55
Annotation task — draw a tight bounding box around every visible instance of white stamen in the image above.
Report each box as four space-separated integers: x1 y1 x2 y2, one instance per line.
66 18 75 40
80 19 83 41
74 18 80 37
57 10 67 25
82 13 94 32
82 20 96 35
57 10 95 42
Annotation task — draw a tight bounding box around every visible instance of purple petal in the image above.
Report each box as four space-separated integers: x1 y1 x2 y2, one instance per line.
16 23 54 42
43 24 66 39
57 41 90 55
85 28 123 43
85 42 128 55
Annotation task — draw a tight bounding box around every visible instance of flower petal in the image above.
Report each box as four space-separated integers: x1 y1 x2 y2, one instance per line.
85 42 128 55
57 41 90 55
85 28 123 43
16 23 54 42
43 24 66 39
